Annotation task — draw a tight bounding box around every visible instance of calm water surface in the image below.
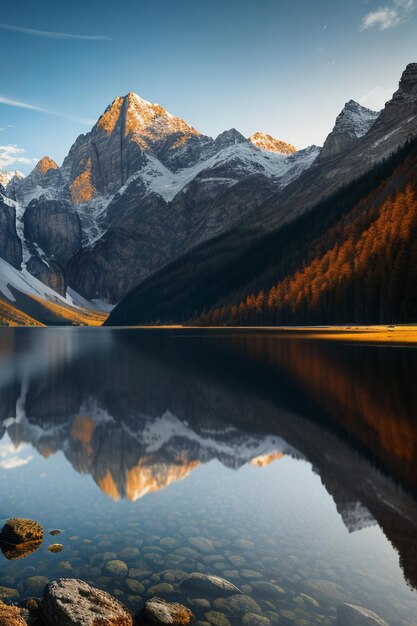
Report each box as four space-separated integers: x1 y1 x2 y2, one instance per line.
1 328 417 625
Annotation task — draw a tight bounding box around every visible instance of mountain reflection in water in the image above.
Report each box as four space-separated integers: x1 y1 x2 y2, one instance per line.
1 327 417 613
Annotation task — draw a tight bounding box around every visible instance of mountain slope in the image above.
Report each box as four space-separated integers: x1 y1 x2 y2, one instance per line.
0 256 107 325
106 136 417 326
67 143 320 302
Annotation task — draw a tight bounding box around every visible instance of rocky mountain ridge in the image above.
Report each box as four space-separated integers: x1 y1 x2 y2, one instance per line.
0 169 24 189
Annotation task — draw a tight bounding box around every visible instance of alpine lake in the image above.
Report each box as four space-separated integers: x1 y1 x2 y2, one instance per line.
1 327 417 625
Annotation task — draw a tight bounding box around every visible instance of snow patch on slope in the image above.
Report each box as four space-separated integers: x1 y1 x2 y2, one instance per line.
0 170 24 188
0 255 98 312
117 143 321 205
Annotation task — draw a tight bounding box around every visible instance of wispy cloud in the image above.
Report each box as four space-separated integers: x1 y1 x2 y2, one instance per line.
360 85 393 108
360 0 415 30
0 145 38 169
0 22 113 41
0 95 95 126
0 124 15 132
0 440 33 469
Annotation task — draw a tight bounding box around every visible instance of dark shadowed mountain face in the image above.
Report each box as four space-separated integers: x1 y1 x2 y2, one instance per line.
1 328 417 623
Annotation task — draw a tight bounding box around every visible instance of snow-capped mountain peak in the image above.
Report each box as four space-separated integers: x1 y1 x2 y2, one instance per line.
0 170 24 188
335 100 379 139
249 132 297 154
97 91 201 148
318 100 379 160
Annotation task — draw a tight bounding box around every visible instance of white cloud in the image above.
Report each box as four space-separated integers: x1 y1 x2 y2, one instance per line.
0 95 95 126
0 440 33 469
0 22 113 41
0 145 37 169
0 455 33 469
360 0 415 30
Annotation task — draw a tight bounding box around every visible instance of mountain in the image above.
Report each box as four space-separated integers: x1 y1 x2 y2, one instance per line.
0 170 24 189
317 100 379 161
106 63 417 326
2 91 320 308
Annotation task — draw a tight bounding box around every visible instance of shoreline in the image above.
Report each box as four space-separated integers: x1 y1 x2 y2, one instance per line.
105 324 417 345
4 324 417 345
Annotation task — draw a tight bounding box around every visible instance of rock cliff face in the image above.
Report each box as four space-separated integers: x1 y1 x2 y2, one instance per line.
24 199 82 266
0 197 22 269
22 199 82 296
25 256 67 296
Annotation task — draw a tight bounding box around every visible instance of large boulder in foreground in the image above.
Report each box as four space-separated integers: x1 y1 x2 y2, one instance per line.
143 597 193 625
41 578 134 625
180 573 241 598
337 603 389 626
0 601 26 626
0 518 43 544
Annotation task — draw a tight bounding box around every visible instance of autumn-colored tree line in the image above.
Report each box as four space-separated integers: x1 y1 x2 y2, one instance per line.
199 159 417 326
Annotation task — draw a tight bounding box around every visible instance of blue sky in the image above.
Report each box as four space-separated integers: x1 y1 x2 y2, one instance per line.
1 0 416 173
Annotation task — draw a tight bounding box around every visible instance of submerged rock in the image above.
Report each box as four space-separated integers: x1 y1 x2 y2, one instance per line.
205 611 231 626
147 583 175 596
189 537 215 554
250 581 285 598
143 597 193 625
104 559 129 577
242 614 271 626
0 586 19 601
23 576 49 598
41 578 134 625
337 603 389 626
49 530 61 536
219 594 261 616
0 519 43 544
180 573 241 598
0 601 26 626
48 544 64 554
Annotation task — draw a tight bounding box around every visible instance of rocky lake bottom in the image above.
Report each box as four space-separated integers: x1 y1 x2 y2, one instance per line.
1 327 417 625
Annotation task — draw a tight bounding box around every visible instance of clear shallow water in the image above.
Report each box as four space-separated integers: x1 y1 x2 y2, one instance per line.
0 328 417 625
